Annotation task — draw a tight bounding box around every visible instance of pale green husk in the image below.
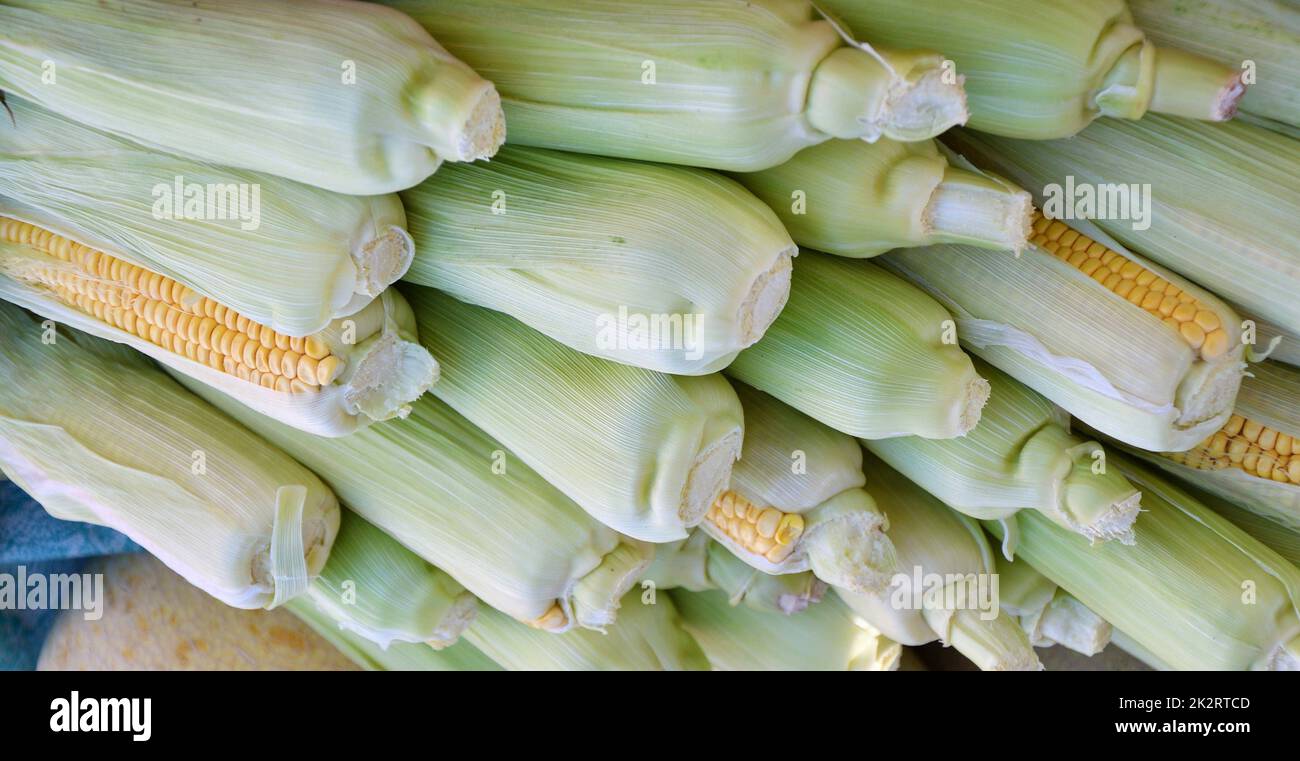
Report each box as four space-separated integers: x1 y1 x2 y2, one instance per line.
400 145 796 374
406 285 744 543
299 510 478 650
820 0 1245 138
726 250 989 440
177 371 651 633
672 588 901 671
995 553 1111 656
0 301 339 610
706 383 898 592
1195 488 1300 569
0 96 414 337
864 361 1141 543
0 0 504 194
987 453 1300 671
643 531 829 615
837 452 1040 671
731 138 1030 258
289 600 502 671
881 219 1247 452
945 116 1300 339
383 0 968 170
464 591 709 671
1129 0 1299 127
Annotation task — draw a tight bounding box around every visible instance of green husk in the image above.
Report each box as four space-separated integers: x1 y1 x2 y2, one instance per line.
643 531 829 615
0 301 339 610
177 372 651 634
820 0 1245 138
995 553 1111 656
382 0 968 170
731 138 1031 258
864 361 1141 543
725 250 989 440
837 452 1041 671
987 453 1300 670
289 600 502 671
0 0 504 194
405 285 744 543
464 591 709 671
299 510 478 649
945 115 1300 339
1129 0 1299 128
672 588 901 671
400 145 796 374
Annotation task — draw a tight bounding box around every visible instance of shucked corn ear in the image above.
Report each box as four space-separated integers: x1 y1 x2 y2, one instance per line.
987 453 1300 671
864 361 1142 544
731 138 1031 258
837 452 1041 671
644 531 829 616
400 146 796 374
180 375 651 634
820 0 1246 139
289 600 501 672
464 592 709 671
1122 360 1300 533
702 383 898 594
383 0 968 171
672 588 901 671
1128 0 1299 129
726 250 989 440
298 510 478 650
0 0 504 194
0 247 438 437
0 96 416 338
407 286 744 543
882 214 1247 452
994 553 1112 657
0 301 339 609
945 116 1300 340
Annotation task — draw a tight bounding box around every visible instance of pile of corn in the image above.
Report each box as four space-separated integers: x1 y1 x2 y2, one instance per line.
2 0 1297 671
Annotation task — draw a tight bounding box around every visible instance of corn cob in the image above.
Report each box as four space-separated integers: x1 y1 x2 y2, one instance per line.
289 600 502 672
0 0 504 194
1111 360 1300 533
730 138 1031 258
406 286 744 543
864 361 1141 543
0 97 417 337
995 553 1112 657
400 145 796 374
179 374 651 634
701 383 897 593
463 592 709 671
382 0 968 171
643 531 829 615
1128 0 1299 128
945 115 1299 340
0 301 339 610
298 510 478 650
672 588 901 671
987 453 1300 670
837 452 1041 671
881 214 1247 452
820 0 1246 139
726 250 989 440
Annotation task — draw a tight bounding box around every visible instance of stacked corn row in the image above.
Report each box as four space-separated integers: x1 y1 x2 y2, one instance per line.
1 0 1297 672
